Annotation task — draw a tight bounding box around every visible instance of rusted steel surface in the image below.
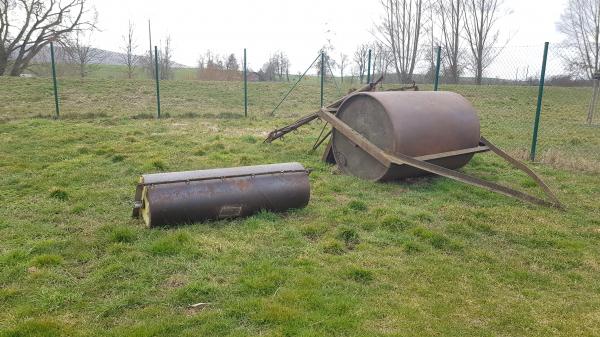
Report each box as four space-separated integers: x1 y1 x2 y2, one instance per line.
331 91 481 181
318 81 419 160
318 107 563 209
133 163 311 227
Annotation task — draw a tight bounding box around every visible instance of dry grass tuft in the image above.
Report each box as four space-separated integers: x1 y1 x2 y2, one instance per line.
511 148 600 173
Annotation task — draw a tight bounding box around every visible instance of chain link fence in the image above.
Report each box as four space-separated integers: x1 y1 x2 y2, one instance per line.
434 45 542 157
538 44 599 169
1 47 346 120
1 43 598 171
0 52 56 120
431 44 599 170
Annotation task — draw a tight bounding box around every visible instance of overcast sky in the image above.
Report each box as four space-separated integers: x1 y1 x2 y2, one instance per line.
89 0 568 74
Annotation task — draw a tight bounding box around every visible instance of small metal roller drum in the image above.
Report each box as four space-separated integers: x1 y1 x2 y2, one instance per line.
132 162 310 227
332 91 481 181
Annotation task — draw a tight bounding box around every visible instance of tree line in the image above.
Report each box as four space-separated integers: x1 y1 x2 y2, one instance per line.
352 0 511 85
194 51 291 82
359 0 600 84
0 0 173 79
2 0 600 83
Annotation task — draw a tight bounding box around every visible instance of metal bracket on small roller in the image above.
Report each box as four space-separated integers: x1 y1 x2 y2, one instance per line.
132 184 144 217
317 108 564 209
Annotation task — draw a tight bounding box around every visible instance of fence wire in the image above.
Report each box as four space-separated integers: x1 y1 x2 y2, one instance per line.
0 52 56 120
1 43 598 171
432 44 599 169
537 44 599 168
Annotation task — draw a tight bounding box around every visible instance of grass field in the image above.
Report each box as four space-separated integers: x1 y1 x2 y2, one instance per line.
1 76 600 336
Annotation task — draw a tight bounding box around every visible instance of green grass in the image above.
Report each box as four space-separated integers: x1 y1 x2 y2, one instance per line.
1 76 600 336
0 75 346 120
1 76 597 166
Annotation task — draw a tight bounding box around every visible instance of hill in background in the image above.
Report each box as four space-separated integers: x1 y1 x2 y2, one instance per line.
19 45 189 68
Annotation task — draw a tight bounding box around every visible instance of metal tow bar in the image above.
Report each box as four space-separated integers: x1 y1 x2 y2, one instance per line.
317 108 563 209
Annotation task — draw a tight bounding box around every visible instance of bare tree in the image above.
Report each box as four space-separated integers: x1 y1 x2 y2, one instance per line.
198 49 240 81
0 0 95 76
225 53 238 71
204 50 216 69
557 0 600 79
159 36 173 80
315 44 336 78
275 52 290 81
422 0 438 81
353 43 369 83
60 30 103 77
463 0 507 84
121 20 138 79
339 53 348 82
260 56 277 81
376 0 424 84
372 41 391 79
437 0 464 83
215 55 224 70
257 52 290 82
260 53 280 81
197 55 204 70
282 54 290 81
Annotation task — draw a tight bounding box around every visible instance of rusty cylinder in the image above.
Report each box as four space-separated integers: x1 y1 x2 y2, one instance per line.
332 91 481 181
133 163 310 227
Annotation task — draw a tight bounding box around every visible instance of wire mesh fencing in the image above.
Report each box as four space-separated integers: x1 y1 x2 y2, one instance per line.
537 43 600 169
62 49 346 119
431 43 599 170
0 50 56 120
1 43 598 171
435 45 542 156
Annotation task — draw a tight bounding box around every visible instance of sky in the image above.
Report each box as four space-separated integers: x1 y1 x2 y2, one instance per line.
88 0 569 75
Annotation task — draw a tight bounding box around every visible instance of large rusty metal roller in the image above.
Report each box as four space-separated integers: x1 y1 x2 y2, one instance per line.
266 81 563 209
332 91 481 181
132 163 310 227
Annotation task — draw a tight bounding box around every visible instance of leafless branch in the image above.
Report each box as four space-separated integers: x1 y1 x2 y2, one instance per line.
437 0 465 83
60 29 103 77
375 0 424 84
0 0 95 76
557 0 600 80
463 0 508 84
121 20 138 79
353 43 369 83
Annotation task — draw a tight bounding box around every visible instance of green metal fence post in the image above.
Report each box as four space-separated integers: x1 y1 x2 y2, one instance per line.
154 46 161 119
367 49 372 83
50 42 60 118
320 51 325 107
434 46 441 91
530 42 549 161
244 48 248 117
